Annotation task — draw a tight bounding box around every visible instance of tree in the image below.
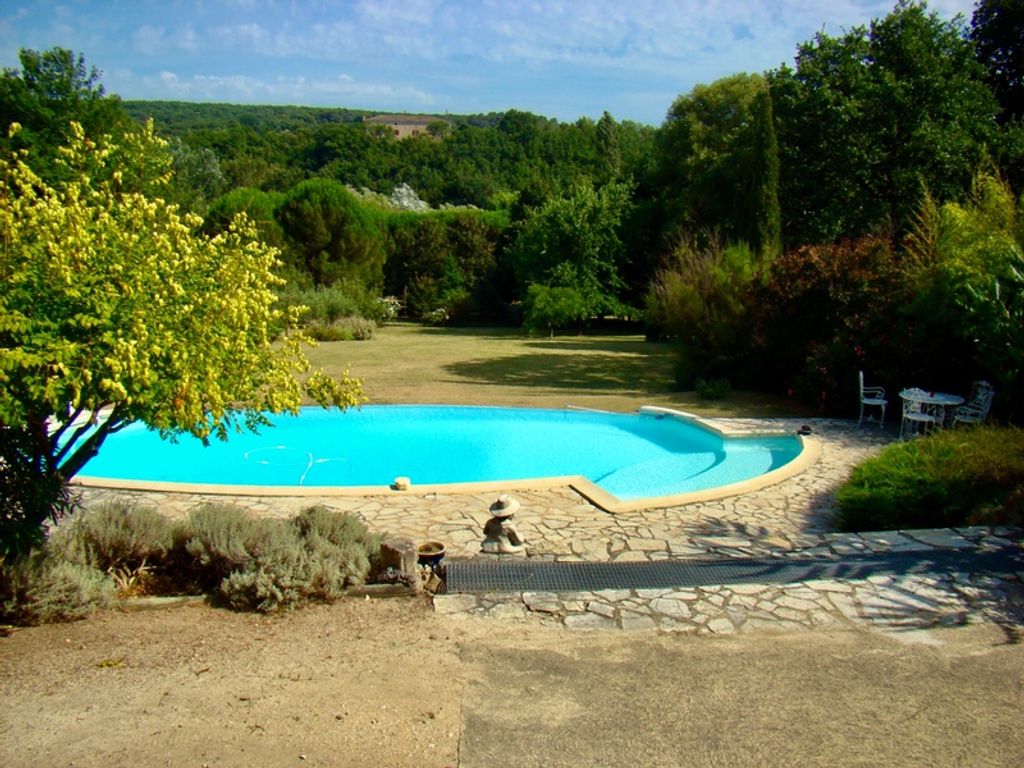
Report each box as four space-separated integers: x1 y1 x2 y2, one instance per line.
770 1 999 245
509 181 634 321
205 187 285 249
0 48 131 183
522 284 589 337
0 123 363 558
750 88 782 258
972 0 1024 121
274 179 387 289
165 137 226 214
645 236 760 386
657 73 781 255
595 111 622 184
907 171 1024 417
972 0 1024 191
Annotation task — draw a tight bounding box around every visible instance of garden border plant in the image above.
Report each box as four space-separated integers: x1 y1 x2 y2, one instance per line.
0 502 384 624
836 425 1024 532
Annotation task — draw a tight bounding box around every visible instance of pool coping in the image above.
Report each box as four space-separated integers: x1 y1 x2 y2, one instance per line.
73 407 820 514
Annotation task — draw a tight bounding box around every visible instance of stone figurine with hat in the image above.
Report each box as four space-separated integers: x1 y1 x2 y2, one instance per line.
481 494 526 554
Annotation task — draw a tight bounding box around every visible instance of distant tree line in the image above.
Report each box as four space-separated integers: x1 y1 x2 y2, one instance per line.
3 0 1023 420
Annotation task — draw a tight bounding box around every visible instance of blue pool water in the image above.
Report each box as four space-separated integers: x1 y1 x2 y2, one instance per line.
78 405 803 502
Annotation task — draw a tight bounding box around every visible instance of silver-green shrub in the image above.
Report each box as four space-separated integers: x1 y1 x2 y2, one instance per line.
1 555 115 625
48 500 177 572
186 504 382 612
292 505 381 590
217 518 312 612
184 504 266 588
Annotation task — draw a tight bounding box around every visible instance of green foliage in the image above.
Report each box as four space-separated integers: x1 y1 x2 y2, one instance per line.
307 316 376 341
748 236 913 412
278 282 376 325
128 102 656 213
908 171 1024 419
291 504 381 586
836 426 1024 531
2 501 383 621
522 284 589 336
0 123 362 557
646 235 760 387
213 518 317 612
657 73 780 255
0 48 132 184
971 0 1024 121
770 2 999 245
973 0 1024 193
183 504 266 589
275 178 387 289
165 137 226 214
695 377 731 400
204 187 285 248
689 172 1024 419
0 426 81 559
185 504 380 613
384 208 507 322
511 181 634 321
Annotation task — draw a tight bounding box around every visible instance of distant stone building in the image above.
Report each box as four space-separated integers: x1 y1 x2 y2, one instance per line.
364 114 447 139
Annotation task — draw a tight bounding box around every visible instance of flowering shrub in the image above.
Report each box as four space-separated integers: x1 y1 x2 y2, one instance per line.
423 307 449 325
375 295 402 322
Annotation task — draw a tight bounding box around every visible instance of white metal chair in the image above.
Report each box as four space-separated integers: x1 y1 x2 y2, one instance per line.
900 389 942 439
858 370 887 427
953 381 994 427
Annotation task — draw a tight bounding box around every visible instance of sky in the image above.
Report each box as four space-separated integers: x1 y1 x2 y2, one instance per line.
0 0 980 126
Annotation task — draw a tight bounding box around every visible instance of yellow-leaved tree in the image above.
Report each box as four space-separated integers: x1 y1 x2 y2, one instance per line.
0 121 363 557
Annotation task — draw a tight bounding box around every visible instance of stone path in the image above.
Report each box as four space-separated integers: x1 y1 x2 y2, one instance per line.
78 418 1024 634
434 571 1023 635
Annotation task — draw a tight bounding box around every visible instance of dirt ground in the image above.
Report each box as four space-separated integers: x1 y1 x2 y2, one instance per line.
2 596 1023 768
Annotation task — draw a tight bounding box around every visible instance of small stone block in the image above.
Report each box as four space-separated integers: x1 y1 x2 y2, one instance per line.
377 535 420 585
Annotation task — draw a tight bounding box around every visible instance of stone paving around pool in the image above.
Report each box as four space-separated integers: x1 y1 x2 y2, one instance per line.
78 418 1024 634
434 569 1022 636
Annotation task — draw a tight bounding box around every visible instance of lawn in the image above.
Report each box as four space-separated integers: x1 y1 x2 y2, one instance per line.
304 322 809 417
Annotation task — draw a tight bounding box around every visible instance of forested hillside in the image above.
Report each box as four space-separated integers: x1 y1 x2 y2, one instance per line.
3 0 1023 421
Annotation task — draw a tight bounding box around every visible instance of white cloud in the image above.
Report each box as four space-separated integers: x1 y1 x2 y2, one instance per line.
2 0 982 123
132 23 200 55
132 25 166 54
126 68 434 108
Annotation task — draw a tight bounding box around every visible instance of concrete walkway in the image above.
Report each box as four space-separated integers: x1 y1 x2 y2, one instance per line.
79 418 1024 634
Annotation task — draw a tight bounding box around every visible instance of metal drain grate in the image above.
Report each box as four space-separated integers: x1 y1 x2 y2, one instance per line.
444 547 1023 594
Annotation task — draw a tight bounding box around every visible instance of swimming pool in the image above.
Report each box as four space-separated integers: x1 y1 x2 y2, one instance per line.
76 405 814 511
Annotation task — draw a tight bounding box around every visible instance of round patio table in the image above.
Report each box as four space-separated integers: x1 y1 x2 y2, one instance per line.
899 389 964 427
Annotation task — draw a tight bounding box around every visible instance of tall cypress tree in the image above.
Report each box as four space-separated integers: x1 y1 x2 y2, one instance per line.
750 87 781 260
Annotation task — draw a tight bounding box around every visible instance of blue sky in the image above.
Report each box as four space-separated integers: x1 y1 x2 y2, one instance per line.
1 1 979 126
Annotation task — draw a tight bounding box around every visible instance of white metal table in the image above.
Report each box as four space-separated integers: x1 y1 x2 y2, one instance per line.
899 389 965 437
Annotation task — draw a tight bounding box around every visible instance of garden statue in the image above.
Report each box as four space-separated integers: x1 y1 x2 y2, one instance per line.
481 495 526 554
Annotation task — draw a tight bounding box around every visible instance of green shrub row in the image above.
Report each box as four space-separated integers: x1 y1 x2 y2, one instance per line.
306 316 376 341
275 281 393 330
1 502 382 624
835 426 1024 531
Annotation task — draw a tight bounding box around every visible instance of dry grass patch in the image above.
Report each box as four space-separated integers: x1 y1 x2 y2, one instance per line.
304 322 806 417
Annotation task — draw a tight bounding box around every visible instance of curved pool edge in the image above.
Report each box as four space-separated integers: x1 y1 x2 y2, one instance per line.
72 408 821 514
